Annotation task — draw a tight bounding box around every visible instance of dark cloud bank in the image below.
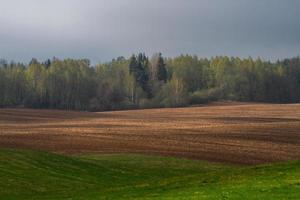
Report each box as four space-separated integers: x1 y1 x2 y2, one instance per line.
0 0 299 63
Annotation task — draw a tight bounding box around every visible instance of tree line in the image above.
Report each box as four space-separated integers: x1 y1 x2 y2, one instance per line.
0 54 300 111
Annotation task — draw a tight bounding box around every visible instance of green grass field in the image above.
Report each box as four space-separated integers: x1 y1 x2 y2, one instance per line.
0 149 299 200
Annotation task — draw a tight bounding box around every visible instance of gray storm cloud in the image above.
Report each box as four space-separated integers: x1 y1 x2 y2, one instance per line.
0 0 299 63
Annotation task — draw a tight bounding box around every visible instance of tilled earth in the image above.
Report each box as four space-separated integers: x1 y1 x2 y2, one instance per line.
0 103 300 165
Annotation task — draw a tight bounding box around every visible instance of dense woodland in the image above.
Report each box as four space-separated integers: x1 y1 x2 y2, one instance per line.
0 54 300 111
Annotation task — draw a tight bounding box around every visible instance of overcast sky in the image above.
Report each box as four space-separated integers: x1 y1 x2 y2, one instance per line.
0 0 300 63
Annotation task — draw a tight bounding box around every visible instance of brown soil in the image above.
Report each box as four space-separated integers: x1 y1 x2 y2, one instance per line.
0 103 300 165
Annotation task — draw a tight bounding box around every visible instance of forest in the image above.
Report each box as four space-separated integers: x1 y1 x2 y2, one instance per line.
0 54 300 111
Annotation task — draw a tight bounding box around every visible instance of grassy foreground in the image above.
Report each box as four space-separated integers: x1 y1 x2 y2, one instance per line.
0 149 299 200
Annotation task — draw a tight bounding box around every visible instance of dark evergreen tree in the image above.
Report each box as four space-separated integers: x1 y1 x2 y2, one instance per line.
129 55 138 76
156 53 167 82
129 53 150 94
136 53 149 92
43 59 51 69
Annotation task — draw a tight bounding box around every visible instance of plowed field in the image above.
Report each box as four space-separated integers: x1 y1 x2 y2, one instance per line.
1 103 300 165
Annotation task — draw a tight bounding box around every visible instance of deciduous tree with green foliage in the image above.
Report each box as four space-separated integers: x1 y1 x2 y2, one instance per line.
0 54 299 111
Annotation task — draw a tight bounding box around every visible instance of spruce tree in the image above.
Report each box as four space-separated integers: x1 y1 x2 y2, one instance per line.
157 53 167 82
